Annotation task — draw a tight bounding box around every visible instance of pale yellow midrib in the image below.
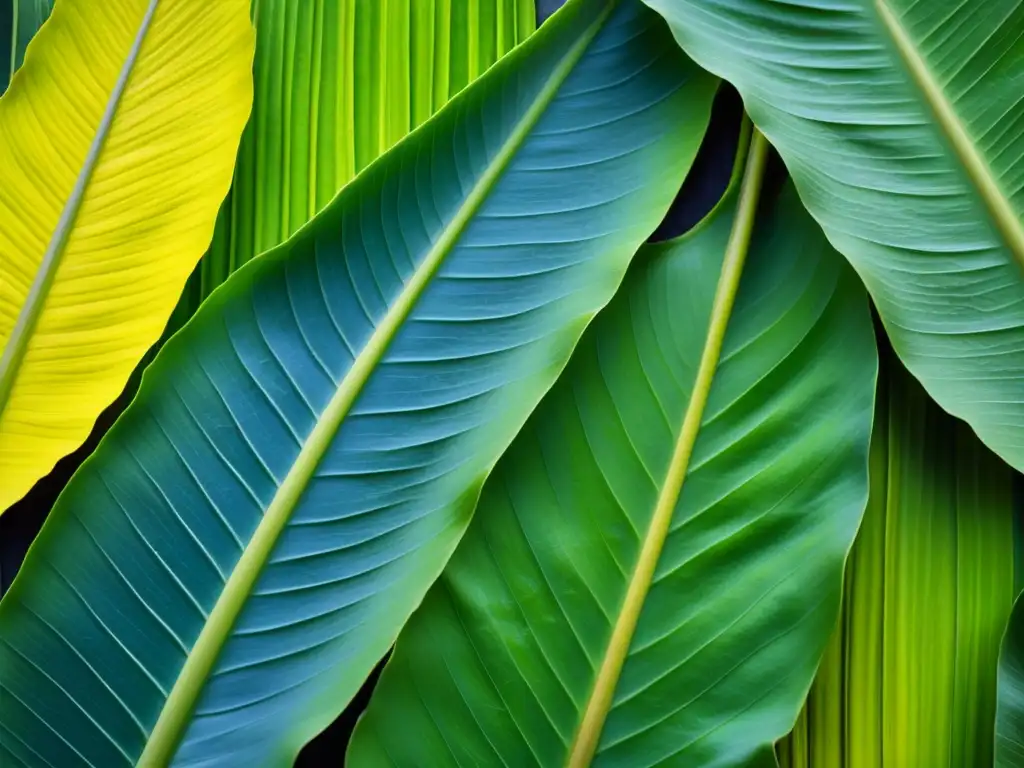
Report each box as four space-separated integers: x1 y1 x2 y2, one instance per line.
873 0 1024 270
0 0 161 419
139 4 617 764
566 129 770 768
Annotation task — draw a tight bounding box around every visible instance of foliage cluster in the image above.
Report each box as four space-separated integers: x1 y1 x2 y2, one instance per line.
1 0 1023 766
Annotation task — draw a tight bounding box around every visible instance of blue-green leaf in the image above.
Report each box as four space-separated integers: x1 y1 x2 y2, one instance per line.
1 0 51 91
997 594 1024 766
0 1 716 765
348 139 878 767
641 0 1024 473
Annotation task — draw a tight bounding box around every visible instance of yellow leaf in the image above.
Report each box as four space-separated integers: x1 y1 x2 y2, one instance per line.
0 0 255 510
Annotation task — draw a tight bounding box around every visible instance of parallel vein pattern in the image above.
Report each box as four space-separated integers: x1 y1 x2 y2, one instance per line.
998 594 1024 766
642 0 1024 472
200 0 536 295
347 182 877 767
0 0 255 510
781 357 1016 768
0 1 716 765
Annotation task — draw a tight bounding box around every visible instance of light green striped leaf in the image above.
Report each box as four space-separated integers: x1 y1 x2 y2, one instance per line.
202 0 536 294
782 353 1017 767
642 0 1024 472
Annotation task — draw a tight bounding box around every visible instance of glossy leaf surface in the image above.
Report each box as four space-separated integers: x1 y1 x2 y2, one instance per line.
642 0 1024 472
348 153 877 766
0 0 255 509
0 1 716 764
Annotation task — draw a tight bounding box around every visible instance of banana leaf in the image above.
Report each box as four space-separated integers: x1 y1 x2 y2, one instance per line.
0 0 255 510
0 1 537 599
0 0 717 764
347 130 878 767
202 0 536 295
640 0 1024 473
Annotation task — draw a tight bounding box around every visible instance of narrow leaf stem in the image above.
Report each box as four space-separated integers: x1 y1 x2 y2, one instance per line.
566 124 770 767
9 0 18 80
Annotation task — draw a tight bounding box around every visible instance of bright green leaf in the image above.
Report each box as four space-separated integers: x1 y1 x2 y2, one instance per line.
347 133 877 767
782 354 1017 767
641 0 1024 472
201 0 536 294
0 0 716 764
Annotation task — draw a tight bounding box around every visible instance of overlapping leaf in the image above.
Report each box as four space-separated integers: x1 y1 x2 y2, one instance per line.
642 0 1024 472
998 596 1024 766
348 139 877 767
782 355 1016 767
202 0 535 293
0 1 717 764
1 0 51 90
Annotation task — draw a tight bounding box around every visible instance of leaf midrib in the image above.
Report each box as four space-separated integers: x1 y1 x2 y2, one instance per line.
565 127 770 767
140 2 619 762
872 0 1024 271
0 0 161 420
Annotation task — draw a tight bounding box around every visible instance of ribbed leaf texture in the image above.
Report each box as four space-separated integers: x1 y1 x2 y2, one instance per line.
153 0 537 438
0 0 255 511
200 0 536 295
641 0 1024 473
0 1 536 592
779 351 1017 767
347 162 878 765
1 2 535 320
0 1 717 764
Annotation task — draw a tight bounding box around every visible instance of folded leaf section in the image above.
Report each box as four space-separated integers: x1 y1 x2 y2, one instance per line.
348 182 877 767
641 0 1024 472
0 1 716 765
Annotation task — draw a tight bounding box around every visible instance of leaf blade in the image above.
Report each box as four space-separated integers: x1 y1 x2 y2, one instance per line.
347 158 878 765
640 0 1024 471
0 0 255 509
0 1 717 763
784 356 1017 767
1 0 52 91
998 594 1024 766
